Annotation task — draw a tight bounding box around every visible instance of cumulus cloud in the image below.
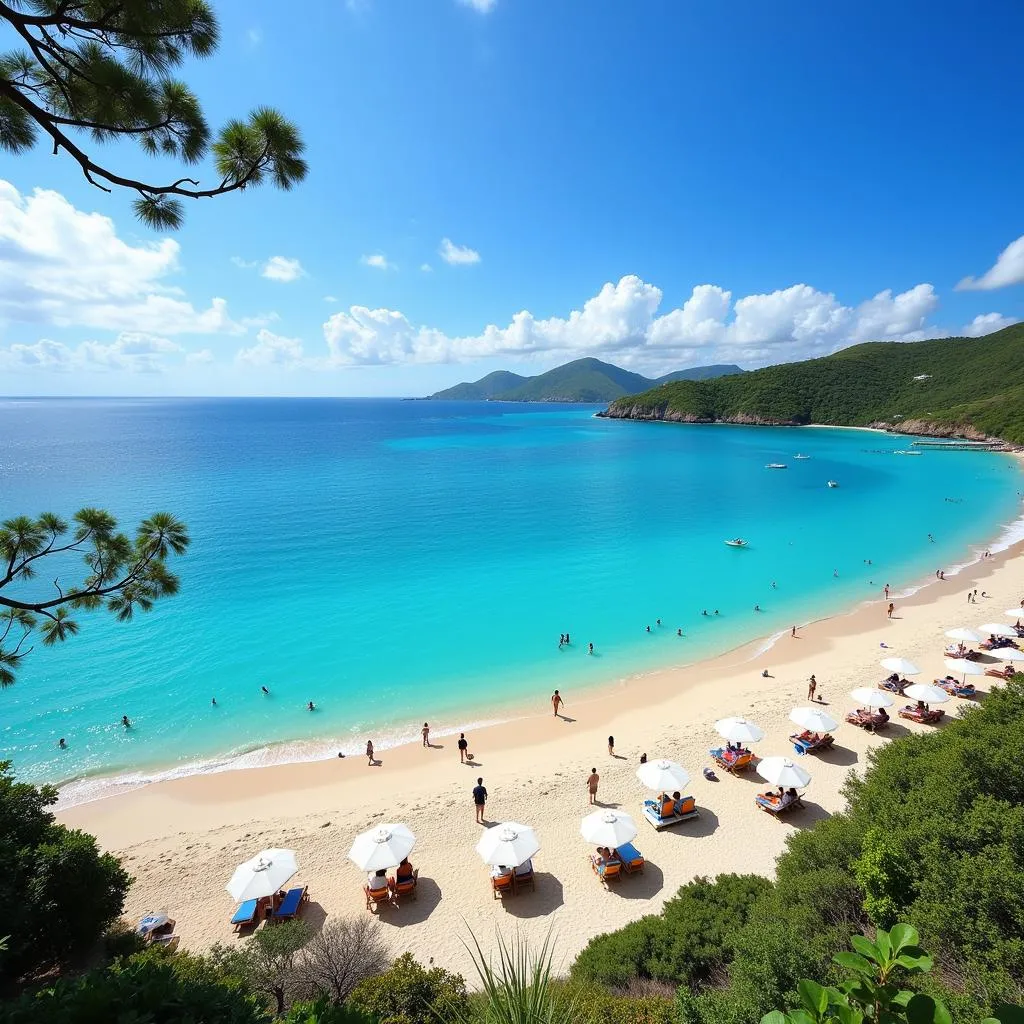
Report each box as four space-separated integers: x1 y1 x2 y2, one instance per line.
962 312 1019 337
317 274 957 370
438 238 480 265
956 234 1024 291
361 253 395 271
235 328 305 367
0 181 246 335
420 263 433 273
0 332 215 373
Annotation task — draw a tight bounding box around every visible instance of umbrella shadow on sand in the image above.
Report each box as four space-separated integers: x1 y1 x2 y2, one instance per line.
374 876 442 926
501 873 565 918
296 900 329 933
812 745 859 768
775 800 831 831
611 861 666 901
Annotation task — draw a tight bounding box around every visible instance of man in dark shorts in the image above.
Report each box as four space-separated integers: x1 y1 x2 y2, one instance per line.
472 777 488 823
458 733 469 763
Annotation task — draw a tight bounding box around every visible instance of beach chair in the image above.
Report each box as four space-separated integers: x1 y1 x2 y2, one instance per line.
591 855 622 887
230 899 259 931
755 792 804 817
390 868 418 904
514 862 535 892
937 677 977 697
271 886 308 923
491 872 514 899
790 732 834 755
365 883 393 912
710 747 753 774
642 795 699 829
985 666 1013 680
845 709 889 732
898 705 945 725
879 678 908 695
615 841 645 874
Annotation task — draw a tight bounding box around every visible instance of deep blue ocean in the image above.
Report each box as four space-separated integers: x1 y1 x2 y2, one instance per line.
1 398 1021 801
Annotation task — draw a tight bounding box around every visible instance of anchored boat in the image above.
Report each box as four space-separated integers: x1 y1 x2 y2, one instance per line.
765 463 788 470
725 538 748 548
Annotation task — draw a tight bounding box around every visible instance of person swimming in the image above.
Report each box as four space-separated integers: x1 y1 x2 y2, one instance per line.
58 737 66 749
261 685 270 695
588 642 594 654
646 625 651 632
308 701 315 711
677 628 682 636
754 604 761 612
211 697 217 706
121 715 131 728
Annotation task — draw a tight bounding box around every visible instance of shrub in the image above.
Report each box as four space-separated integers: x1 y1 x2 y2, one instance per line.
0 760 131 984
295 916 387 1004
349 952 467 1024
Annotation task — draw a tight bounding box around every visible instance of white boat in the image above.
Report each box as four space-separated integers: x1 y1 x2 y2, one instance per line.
765 463 788 470
893 450 922 456
827 480 839 488
794 454 810 460
724 538 748 548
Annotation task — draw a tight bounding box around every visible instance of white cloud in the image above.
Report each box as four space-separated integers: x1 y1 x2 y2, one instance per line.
318 274 966 370
962 312 1019 337
956 234 1024 291
420 263 433 273
457 0 496 11
0 181 245 335
235 328 305 367
246 27 262 46
323 295 338 303
438 238 481 265
0 332 215 374
360 253 395 271
261 256 305 282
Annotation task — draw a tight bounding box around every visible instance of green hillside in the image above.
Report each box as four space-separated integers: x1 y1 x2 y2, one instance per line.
654 363 745 384
604 324 1024 444
429 358 743 402
429 370 526 400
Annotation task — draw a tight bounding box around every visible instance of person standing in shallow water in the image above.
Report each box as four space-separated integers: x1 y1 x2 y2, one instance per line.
366 740 375 765
421 722 430 747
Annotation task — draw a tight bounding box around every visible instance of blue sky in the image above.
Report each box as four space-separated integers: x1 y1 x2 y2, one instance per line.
1 0 1023 395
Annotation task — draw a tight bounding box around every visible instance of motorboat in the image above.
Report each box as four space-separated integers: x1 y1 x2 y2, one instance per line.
765 463 787 470
827 480 839 488
794 454 810 459
893 450 922 456
724 538 748 548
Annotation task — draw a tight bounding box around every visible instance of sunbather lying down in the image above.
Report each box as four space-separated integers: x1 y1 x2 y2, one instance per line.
756 787 799 808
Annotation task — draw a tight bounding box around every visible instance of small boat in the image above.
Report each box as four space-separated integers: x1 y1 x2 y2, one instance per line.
893 450 922 456
827 480 839 488
724 538 748 548
794 454 810 460
765 463 788 470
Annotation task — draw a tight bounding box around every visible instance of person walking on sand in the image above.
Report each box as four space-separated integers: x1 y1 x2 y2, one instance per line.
884 584 889 599
458 732 468 762
608 735 615 756
421 722 430 747
791 625 797 637
472 777 488 823
366 740 375 765
808 675 817 701
587 768 600 805
887 602 894 619
551 689 564 717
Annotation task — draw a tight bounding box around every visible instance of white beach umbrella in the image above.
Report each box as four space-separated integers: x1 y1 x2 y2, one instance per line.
994 648 1024 663
227 849 298 902
979 623 1019 638
1004 610 1024 618
475 822 540 867
636 759 691 792
789 707 839 733
347 823 416 871
943 658 985 677
580 809 638 848
945 627 984 643
850 687 895 709
880 656 921 675
756 756 812 789
903 683 951 705
714 717 765 743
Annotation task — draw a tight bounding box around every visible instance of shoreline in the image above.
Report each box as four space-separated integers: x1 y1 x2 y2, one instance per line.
56 530 1024 979
54 498 1024 811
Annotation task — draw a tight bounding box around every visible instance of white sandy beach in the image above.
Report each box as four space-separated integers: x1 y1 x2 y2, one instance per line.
59 540 1024 979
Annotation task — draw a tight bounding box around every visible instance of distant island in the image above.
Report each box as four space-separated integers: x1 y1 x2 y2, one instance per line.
427 357 743 403
600 324 1024 446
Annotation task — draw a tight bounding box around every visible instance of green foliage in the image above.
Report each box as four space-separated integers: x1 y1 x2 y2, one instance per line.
0 1 306 227
349 952 467 1024
282 998 380 1024
0 946 267 1024
605 324 1024 444
0 508 189 686
571 874 772 989
0 761 130 985
571 680 1024 1021
763 924 951 1024
102 920 149 961
430 358 742 403
567 982 675 1024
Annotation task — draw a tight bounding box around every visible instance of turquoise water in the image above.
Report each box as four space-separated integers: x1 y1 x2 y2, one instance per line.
1 398 1021 801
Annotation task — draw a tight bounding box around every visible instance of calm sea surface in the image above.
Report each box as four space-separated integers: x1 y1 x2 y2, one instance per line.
1 398 1021 801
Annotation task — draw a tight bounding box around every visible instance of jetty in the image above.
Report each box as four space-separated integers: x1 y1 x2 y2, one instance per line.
909 439 1009 451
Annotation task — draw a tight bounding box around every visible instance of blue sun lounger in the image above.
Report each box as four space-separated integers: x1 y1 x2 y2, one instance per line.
271 886 308 922
230 899 259 930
